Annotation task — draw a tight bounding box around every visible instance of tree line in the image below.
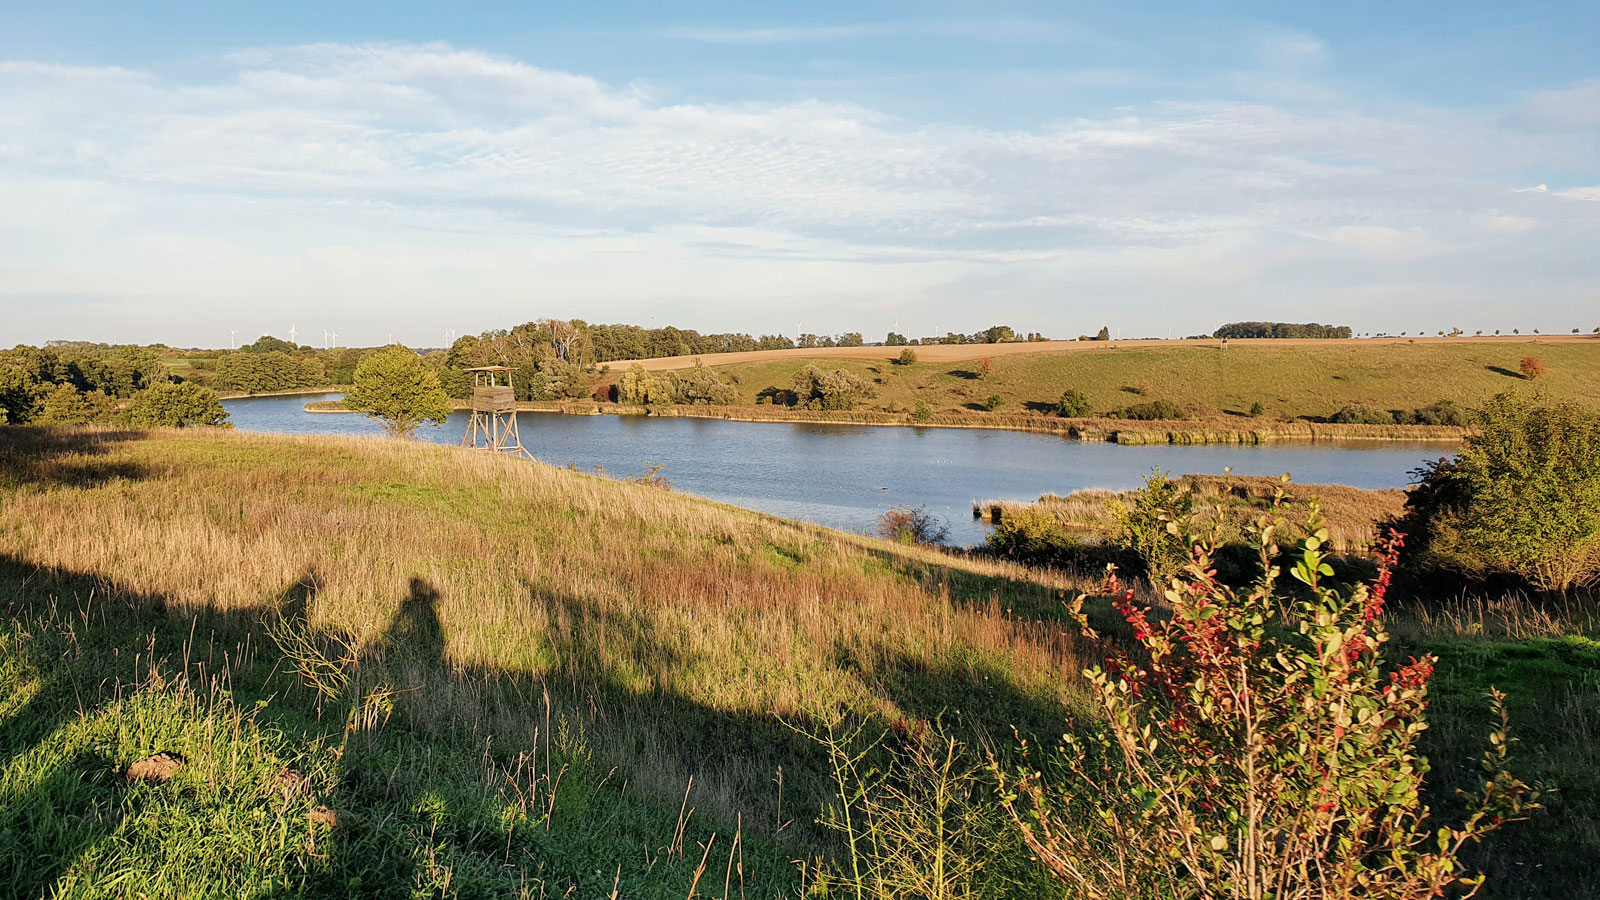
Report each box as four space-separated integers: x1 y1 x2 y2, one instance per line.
1213 321 1353 339
0 342 227 427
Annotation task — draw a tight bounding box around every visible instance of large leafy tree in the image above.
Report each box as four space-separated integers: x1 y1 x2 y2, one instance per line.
120 382 230 427
344 345 453 438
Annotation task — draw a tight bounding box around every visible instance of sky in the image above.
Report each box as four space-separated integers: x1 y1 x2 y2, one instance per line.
2 1 1597 348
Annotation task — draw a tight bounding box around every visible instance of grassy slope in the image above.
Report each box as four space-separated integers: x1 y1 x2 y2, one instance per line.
705 340 1600 420
0 427 1078 898
1 427 1595 898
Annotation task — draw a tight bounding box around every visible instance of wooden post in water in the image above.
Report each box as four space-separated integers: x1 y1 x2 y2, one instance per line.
462 366 533 459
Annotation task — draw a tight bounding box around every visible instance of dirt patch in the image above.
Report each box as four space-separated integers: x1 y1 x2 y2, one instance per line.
126 752 185 783
309 805 356 829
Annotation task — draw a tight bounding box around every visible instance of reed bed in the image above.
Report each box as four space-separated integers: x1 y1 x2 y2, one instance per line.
976 474 1408 553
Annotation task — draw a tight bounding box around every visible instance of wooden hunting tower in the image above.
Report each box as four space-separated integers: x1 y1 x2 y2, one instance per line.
462 366 532 459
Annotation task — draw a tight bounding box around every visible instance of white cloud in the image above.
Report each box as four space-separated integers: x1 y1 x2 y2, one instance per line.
0 41 1596 345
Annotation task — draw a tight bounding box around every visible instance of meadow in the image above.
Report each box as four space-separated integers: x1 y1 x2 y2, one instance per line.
670 338 1600 422
1 427 1595 898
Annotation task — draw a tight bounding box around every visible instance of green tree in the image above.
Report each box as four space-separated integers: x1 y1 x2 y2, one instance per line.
674 359 737 405
120 382 230 427
1108 467 1194 585
36 384 116 425
791 366 875 411
896 348 918 366
1408 393 1600 591
1055 389 1091 418
344 345 453 438
1095 326 1110 341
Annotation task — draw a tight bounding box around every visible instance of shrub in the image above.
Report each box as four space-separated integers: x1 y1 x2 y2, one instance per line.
1119 399 1185 420
1247 400 1266 417
792 366 876 411
617 364 678 406
1329 403 1395 425
1055 389 1091 418
1519 356 1546 379
343 345 453 438
897 348 918 366
976 358 992 379
980 394 1003 411
875 506 951 545
1404 399 1465 426
120 382 230 428
911 400 933 422
995 508 1539 899
674 359 737 405
1405 393 1600 591
985 506 1076 565
1108 467 1193 585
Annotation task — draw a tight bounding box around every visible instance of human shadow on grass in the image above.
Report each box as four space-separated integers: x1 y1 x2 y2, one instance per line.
0 558 841 898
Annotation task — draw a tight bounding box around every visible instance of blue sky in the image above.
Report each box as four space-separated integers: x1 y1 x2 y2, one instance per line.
2 1 1597 347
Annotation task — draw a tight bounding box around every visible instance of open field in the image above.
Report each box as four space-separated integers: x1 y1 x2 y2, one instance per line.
2 427 1595 897
673 337 1600 422
629 334 1600 372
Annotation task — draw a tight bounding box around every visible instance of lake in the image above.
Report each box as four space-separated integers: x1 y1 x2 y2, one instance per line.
224 393 1449 545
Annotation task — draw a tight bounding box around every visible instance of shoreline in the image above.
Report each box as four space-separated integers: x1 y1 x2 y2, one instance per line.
300 398 1467 445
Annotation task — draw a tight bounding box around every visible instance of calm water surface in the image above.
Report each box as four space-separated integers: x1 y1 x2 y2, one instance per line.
225 393 1450 544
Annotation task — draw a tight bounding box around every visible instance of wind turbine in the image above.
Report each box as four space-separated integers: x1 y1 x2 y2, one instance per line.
288 324 298 345
794 320 803 341
228 328 237 350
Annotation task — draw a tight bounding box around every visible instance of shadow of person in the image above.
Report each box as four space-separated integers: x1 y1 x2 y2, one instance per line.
384 577 444 667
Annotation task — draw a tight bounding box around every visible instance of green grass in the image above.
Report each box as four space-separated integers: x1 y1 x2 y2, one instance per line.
713 341 1600 420
1 426 1595 898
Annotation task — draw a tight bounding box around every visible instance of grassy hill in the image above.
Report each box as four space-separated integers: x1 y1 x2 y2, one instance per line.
698 339 1600 421
2 427 1595 898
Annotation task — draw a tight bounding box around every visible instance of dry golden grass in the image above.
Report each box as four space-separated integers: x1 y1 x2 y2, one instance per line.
0 426 1095 831
628 334 1600 372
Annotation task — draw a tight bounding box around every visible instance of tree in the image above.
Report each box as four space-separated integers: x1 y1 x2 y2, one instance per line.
120 382 230 427
1055 389 1091 418
896 348 918 366
1108 468 1194 585
1406 393 1600 591
885 332 908 346
674 359 737 405
36 384 116 425
344 345 454 438
791 366 875 410
214 351 327 393
981 325 1016 343
995 507 1538 899
1095 326 1111 341
242 335 299 354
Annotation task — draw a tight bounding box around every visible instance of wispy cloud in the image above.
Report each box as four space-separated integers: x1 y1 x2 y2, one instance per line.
0 41 1596 344
657 18 1078 45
